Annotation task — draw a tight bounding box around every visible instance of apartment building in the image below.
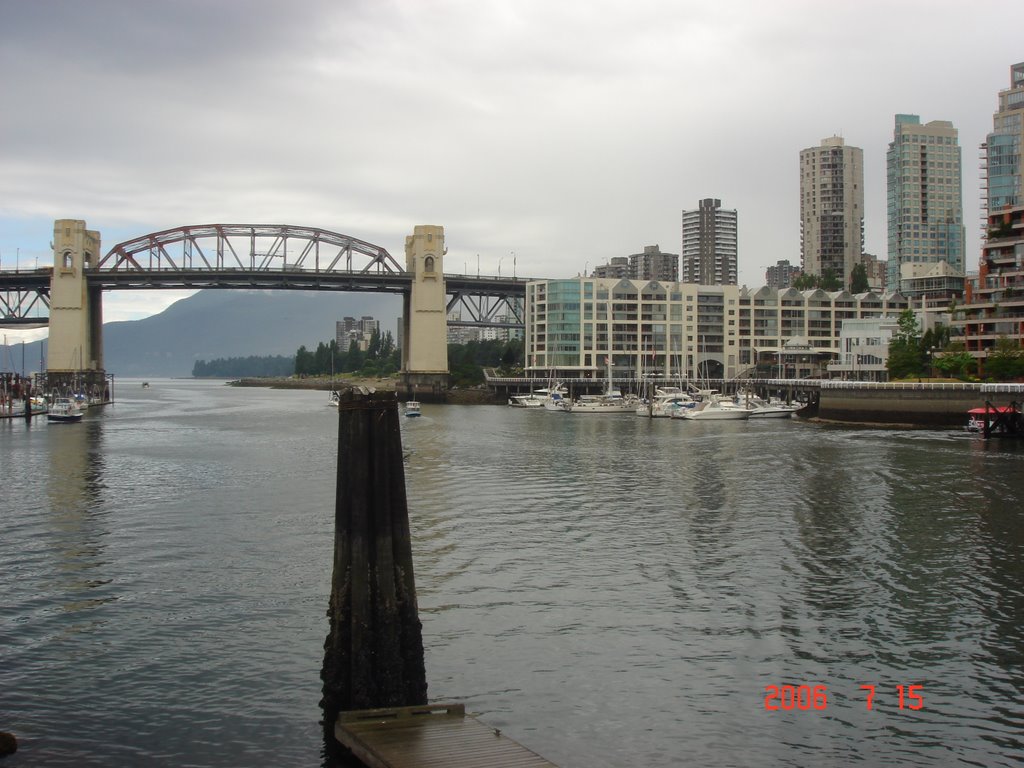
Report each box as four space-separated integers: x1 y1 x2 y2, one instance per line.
681 198 738 285
982 62 1024 216
885 114 965 291
525 278 908 381
955 204 1024 361
800 136 865 286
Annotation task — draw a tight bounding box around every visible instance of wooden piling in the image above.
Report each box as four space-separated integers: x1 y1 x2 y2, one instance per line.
321 388 428 736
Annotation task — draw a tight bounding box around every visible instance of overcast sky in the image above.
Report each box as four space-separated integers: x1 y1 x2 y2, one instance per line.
1 1 1021 342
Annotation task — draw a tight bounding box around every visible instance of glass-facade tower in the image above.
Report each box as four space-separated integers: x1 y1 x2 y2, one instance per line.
885 114 964 292
984 62 1024 216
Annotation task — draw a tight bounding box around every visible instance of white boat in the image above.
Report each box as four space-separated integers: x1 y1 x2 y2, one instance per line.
561 360 637 413
404 400 422 417
674 390 749 421
636 386 696 417
537 384 569 411
508 392 544 408
734 392 801 419
47 397 84 423
561 392 638 413
328 390 340 407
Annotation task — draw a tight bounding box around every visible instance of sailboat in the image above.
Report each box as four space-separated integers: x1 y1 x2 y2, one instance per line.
561 358 636 413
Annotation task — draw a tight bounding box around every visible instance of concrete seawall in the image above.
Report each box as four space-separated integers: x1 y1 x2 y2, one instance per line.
817 382 1024 427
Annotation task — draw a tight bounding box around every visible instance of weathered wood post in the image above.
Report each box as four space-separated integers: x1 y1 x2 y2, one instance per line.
320 388 428 736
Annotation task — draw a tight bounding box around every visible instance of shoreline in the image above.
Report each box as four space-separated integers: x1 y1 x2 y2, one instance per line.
225 376 504 404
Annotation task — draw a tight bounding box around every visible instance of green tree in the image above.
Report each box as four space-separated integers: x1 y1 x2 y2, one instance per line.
887 309 926 379
792 272 817 290
933 349 974 378
984 337 1024 381
365 328 382 361
343 343 364 373
820 268 842 291
849 263 869 293
294 345 314 376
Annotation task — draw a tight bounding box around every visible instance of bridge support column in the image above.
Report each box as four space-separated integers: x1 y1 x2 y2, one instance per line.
46 219 107 399
399 225 448 402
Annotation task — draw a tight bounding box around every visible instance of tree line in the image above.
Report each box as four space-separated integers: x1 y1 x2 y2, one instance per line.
192 355 295 378
887 309 1024 381
192 328 525 385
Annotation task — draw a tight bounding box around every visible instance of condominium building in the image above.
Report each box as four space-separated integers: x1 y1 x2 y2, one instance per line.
524 278 908 381
591 257 630 279
981 62 1024 218
955 204 1024 362
336 315 380 351
591 245 679 281
630 245 679 282
860 253 887 291
765 259 801 289
800 136 864 287
885 114 965 291
681 198 738 285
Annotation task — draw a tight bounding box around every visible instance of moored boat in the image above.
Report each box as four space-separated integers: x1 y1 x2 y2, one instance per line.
636 386 696 417
734 392 800 419
965 405 1019 433
508 392 544 408
561 392 638 413
47 397 84 423
675 390 750 421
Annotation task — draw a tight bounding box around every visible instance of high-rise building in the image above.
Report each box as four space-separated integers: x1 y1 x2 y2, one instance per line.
630 245 679 282
765 259 801 289
591 257 630 279
799 136 864 286
885 114 964 292
982 62 1024 220
681 198 738 285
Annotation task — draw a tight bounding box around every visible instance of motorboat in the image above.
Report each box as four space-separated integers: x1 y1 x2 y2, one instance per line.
508 392 544 408
734 392 801 419
47 397 84 423
405 400 422 417
965 405 1018 433
674 390 749 421
636 386 696 417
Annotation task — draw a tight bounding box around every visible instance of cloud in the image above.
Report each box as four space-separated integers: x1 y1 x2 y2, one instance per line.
1 0 1019 304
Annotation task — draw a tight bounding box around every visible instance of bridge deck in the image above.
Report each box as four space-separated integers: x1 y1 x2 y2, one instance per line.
334 703 558 768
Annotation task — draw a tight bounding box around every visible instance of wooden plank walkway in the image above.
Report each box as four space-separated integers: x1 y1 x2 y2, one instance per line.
335 703 559 768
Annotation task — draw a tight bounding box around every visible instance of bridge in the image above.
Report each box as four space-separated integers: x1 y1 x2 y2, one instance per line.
0 220 529 399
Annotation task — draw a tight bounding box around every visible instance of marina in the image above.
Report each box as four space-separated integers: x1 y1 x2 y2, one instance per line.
1 379 1022 767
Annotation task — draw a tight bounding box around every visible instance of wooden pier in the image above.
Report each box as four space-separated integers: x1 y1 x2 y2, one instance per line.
335 703 558 768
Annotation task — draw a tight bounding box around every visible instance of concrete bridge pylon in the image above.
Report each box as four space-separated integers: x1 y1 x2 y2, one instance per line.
46 219 107 397
399 225 449 401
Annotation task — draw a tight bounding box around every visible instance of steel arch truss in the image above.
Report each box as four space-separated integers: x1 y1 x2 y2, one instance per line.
446 290 524 328
98 224 403 274
0 286 51 326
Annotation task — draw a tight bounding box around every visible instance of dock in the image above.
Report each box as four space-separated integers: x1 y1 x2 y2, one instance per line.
335 703 559 768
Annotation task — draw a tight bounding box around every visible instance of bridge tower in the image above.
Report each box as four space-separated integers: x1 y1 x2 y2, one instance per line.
399 225 449 401
46 219 107 398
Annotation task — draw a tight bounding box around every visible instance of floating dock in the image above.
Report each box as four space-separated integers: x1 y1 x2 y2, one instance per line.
335 703 558 768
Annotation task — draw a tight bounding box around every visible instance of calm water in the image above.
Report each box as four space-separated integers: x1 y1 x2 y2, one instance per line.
1 379 1022 767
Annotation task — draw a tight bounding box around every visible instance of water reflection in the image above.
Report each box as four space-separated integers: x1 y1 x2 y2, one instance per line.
45 418 116 614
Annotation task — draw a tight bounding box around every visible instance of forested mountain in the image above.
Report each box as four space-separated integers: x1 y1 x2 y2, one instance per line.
1 290 400 377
